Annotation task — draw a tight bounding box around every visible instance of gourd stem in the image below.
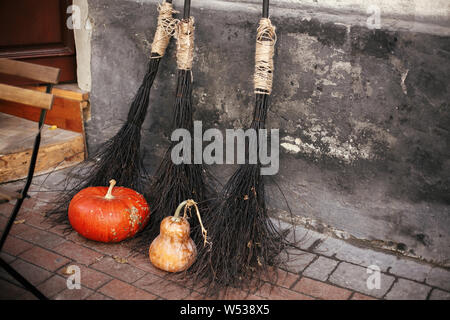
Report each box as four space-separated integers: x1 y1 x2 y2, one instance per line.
187 200 209 247
173 199 210 247
105 179 116 200
173 200 189 219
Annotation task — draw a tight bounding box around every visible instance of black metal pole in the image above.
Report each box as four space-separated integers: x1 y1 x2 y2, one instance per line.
262 0 269 18
0 87 49 251
183 0 191 19
0 257 48 300
0 84 52 300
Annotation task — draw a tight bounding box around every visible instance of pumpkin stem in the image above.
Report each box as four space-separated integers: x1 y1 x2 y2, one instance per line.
104 179 117 200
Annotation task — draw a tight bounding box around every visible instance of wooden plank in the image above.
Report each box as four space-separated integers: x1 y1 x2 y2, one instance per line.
52 87 88 102
0 83 54 109
0 113 81 154
82 101 91 121
0 58 60 84
0 95 84 132
28 84 89 102
0 56 75 86
0 135 84 183
53 84 89 101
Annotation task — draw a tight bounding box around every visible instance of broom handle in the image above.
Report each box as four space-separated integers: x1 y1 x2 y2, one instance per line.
184 0 191 19
262 0 269 18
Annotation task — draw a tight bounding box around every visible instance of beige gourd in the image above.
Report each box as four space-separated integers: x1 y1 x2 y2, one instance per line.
149 199 208 273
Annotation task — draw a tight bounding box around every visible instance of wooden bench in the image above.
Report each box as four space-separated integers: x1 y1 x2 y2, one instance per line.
0 58 63 299
0 58 86 187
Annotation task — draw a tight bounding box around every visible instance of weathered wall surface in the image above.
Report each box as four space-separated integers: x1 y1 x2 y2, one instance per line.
85 0 450 265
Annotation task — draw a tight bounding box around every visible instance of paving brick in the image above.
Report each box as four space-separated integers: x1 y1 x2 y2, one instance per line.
19 246 70 272
351 292 377 300
0 251 16 264
261 267 299 289
429 289 450 300
57 265 112 290
127 253 169 277
184 291 216 300
186 288 262 301
329 262 395 298
33 200 57 213
16 227 66 249
53 241 104 266
220 287 266 300
86 292 113 300
65 231 91 246
0 202 14 218
385 279 431 300
270 218 327 251
389 258 432 282
21 198 38 211
33 190 59 203
21 211 53 230
53 286 94 300
2 236 33 256
99 279 158 300
256 283 315 300
279 248 316 273
20 291 40 300
134 273 192 300
10 259 52 286
425 267 450 291
36 275 67 298
31 171 72 192
293 277 352 300
0 215 8 231
0 278 34 300
181 277 215 295
0 261 20 284
68 232 133 258
9 221 32 236
48 224 73 237
90 256 146 283
315 238 397 272
0 181 23 196
303 256 339 281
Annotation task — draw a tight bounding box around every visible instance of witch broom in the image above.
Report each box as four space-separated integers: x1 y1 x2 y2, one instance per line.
47 1 178 224
136 0 211 249
188 0 289 295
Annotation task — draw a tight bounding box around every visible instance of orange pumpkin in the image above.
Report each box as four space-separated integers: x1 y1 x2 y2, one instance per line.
68 179 150 242
149 200 208 273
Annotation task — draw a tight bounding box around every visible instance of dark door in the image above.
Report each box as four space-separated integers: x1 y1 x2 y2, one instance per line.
0 0 76 85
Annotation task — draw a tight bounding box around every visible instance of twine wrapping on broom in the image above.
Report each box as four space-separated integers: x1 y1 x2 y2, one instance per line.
254 18 276 95
176 17 195 70
151 1 179 58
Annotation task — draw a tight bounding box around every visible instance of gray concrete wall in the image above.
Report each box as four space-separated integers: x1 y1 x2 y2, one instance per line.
84 0 450 266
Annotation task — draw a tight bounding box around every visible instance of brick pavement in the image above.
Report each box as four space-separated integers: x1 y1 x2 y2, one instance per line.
0 178 449 300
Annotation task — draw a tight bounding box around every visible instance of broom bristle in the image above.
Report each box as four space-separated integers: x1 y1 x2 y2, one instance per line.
143 151 208 244
184 94 291 297
186 163 288 297
134 69 211 251
46 58 162 225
